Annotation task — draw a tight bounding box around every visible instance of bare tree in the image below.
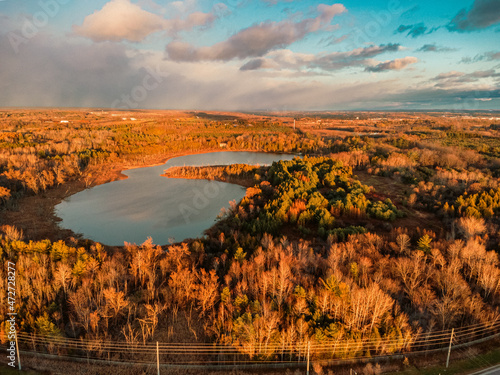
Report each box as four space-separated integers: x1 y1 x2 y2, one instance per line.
456 217 486 240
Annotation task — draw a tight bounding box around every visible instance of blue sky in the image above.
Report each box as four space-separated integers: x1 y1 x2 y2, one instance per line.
0 0 499 110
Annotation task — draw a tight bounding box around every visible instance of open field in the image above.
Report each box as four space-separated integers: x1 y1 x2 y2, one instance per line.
1 109 500 374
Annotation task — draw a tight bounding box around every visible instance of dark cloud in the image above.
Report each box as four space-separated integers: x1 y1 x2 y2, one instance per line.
407 23 428 38
469 69 500 78
240 43 403 72
166 3 346 61
461 50 500 63
395 23 426 37
432 71 465 81
365 57 418 72
448 0 500 32
396 25 412 33
395 23 439 38
385 87 500 108
312 43 402 71
240 58 277 71
417 44 457 53
430 69 500 88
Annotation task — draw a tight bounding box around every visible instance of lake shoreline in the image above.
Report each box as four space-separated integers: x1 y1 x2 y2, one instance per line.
55 151 294 246
1 149 292 247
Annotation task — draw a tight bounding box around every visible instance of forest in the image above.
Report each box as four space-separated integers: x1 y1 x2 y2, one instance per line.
1 109 500 373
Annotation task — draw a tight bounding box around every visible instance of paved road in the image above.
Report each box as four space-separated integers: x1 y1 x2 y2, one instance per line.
469 364 500 375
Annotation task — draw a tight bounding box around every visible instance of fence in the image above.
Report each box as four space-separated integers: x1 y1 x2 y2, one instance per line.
15 319 500 370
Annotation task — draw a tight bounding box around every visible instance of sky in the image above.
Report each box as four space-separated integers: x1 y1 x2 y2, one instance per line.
0 0 499 111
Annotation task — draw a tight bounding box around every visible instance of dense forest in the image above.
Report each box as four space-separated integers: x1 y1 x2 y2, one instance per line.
1 110 500 372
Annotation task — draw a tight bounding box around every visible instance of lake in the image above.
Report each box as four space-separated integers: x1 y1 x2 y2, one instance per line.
55 151 295 246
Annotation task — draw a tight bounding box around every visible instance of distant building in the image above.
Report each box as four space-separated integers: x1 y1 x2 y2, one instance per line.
219 142 228 148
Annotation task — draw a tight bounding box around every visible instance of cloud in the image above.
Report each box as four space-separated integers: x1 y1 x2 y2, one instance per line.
461 50 500 63
448 0 500 32
166 3 346 61
74 0 215 42
417 44 457 52
430 69 500 88
0 35 143 107
468 69 500 78
1 32 498 111
240 58 279 71
311 43 402 71
384 87 500 108
395 23 426 38
365 57 418 72
433 71 466 80
239 43 402 72
406 24 427 38
395 25 412 33
74 0 167 42
395 23 439 38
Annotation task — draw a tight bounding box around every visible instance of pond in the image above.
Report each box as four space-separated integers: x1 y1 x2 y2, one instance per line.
55 152 295 246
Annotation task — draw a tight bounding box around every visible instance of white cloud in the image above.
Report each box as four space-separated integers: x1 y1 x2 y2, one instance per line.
73 0 214 42
74 0 167 42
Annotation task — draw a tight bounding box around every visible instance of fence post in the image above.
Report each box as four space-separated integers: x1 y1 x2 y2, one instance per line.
157 341 160 375
446 328 454 368
15 331 21 370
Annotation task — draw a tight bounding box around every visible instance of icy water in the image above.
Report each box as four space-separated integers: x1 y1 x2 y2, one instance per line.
55 152 295 246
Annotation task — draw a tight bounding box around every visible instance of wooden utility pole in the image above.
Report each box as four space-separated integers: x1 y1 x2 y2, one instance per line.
446 328 454 368
157 341 160 375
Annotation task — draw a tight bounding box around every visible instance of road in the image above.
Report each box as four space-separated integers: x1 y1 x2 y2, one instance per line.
469 364 500 375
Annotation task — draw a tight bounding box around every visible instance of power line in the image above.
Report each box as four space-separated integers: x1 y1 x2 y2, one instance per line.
14 319 500 369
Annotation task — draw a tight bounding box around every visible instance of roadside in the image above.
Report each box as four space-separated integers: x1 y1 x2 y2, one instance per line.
384 344 500 375
3 344 500 375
